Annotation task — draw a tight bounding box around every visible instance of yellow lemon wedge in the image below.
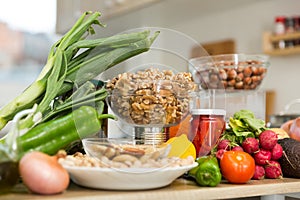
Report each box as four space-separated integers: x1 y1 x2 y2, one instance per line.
164 134 196 159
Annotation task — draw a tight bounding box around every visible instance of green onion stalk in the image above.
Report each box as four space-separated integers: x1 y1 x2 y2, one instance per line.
0 11 159 132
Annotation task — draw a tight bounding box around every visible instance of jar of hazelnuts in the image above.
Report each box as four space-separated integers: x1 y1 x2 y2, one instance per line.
189 54 269 91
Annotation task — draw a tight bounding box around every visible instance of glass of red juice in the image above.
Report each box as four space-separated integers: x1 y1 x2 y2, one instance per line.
188 109 226 157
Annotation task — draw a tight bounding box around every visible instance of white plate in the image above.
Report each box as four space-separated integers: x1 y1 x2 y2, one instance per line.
63 162 198 190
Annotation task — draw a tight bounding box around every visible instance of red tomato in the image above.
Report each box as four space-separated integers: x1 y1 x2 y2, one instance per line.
220 151 255 184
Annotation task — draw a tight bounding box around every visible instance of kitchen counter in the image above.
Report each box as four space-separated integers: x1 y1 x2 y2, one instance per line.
2 178 300 200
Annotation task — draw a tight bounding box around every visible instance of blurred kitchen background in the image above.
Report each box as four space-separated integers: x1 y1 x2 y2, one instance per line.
1 0 300 129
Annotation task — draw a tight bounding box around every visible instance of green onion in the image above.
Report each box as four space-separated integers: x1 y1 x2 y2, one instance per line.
0 11 159 131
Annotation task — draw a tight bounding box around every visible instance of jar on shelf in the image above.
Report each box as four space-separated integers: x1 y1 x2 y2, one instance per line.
274 16 286 35
293 16 300 46
285 17 295 33
274 16 286 49
294 15 300 31
285 40 294 48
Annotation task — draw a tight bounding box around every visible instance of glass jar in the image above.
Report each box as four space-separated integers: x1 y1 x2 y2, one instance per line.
274 16 286 49
285 17 295 33
188 109 226 157
274 16 286 35
0 108 35 193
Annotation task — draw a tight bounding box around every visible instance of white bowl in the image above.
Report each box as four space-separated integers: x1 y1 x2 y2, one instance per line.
63 163 197 190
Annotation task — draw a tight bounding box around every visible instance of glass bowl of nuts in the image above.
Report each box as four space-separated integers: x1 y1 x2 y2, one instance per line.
105 68 197 142
106 67 197 143
189 54 269 91
81 137 173 168
108 79 192 127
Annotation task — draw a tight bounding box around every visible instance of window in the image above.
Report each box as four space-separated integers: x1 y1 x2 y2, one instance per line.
0 0 56 33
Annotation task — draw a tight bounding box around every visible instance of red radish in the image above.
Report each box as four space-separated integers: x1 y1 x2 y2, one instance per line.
232 146 244 152
242 137 259 154
264 160 282 179
259 130 278 150
254 149 272 165
252 165 265 180
217 139 231 150
271 143 283 160
216 149 225 160
19 151 70 195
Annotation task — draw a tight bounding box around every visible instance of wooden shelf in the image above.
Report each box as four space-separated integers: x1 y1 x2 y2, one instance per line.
3 178 300 200
268 32 300 42
264 46 300 56
263 31 300 56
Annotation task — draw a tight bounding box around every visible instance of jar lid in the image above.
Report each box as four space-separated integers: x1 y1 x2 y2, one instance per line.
191 109 226 116
275 16 286 23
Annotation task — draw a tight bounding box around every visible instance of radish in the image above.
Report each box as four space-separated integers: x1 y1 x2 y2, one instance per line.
254 149 271 165
242 137 259 154
264 160 282 179
216 149 225 160
259 130 278 150
271 143 283 160
217 139 231 150
252 165 265 180
232 146 244 152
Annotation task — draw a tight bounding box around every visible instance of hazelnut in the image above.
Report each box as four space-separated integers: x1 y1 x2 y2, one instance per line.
227 79 236 87
219 69 228 80
236 72 244 82
235 81 244 89
251 76 260 84
227 69 237 80
243 67 252 77
209 73 219 83
258 67 266 75
244 77 252 85
237 65 244 73
251 66 259 75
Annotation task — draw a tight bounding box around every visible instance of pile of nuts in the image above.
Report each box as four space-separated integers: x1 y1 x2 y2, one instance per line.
106 68 196 125
195 60 267 90
58 144 195 169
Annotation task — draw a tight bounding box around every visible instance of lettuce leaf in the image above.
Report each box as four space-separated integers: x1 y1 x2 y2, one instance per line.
223 109 266 145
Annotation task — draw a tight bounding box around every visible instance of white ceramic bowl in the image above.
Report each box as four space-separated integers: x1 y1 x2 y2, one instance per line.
63 162 197 190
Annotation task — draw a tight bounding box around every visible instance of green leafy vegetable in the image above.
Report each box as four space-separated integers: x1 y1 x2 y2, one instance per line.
223 109 266 144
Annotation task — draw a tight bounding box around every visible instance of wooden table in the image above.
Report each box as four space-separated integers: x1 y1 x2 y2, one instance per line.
2 178 300 200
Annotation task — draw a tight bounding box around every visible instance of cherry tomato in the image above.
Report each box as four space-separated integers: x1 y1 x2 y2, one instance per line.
220 151 255 184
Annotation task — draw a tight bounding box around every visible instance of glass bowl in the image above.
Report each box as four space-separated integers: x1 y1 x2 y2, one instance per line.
82 138 171 166
189 54 269 91
107 79 193 127
104 67 197 143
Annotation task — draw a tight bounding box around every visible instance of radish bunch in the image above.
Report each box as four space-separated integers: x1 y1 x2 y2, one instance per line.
216 130 283 180
251 130 283 179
